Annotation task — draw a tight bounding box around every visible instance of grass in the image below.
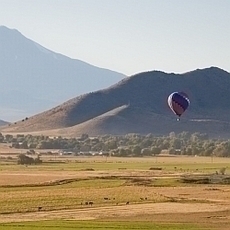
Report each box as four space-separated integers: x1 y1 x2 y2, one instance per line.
0 178 170 214
0 155 229 173
0 220 204 230
0 156 229 215
0 155 229 229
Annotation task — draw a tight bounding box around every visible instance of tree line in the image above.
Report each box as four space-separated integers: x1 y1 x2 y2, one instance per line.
1 132 230 157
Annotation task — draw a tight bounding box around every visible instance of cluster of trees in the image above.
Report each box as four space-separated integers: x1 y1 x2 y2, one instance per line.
1 132 230 157
17 153 42 165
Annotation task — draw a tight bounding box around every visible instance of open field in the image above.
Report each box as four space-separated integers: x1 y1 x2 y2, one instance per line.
0 220 207 230
0 153 230 229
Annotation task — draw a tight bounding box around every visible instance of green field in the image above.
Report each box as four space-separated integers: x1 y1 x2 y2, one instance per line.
0 220 203 230
1 155 229 172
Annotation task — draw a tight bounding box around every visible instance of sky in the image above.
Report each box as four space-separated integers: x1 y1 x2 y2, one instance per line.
0 0 230 76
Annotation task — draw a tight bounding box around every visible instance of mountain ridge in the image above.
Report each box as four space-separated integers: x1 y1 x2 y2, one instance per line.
0 26 125 121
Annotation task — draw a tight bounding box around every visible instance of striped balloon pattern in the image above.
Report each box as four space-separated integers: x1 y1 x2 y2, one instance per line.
168 92 190 117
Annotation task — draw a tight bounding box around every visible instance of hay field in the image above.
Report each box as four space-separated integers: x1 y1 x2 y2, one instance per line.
0 154 230 229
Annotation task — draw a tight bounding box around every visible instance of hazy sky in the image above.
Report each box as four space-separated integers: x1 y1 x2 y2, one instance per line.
1 0 229 76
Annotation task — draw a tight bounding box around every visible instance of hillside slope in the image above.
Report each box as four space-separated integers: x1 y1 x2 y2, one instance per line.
2 67 230 138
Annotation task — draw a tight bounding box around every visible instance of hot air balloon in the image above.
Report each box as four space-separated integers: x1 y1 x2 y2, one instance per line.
168 92 190 121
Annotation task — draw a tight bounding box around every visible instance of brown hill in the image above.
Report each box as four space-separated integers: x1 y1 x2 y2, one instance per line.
2 67 230 138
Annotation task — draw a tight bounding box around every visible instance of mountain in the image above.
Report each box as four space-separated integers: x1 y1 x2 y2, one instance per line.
0 26 126 121
2 66 230 138
0 119 9 126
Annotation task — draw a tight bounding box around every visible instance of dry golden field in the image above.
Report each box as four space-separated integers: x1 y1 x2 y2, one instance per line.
0 146 230 229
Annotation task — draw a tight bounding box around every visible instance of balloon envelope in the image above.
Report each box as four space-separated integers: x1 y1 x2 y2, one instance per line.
168 92 190 117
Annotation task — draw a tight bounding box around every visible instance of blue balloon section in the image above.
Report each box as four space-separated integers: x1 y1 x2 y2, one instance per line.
168 92 190 117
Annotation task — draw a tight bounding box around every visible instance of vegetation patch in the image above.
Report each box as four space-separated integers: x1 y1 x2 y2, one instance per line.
81 168 95 171
181 176 211 184
180 174 230 185
0 220 203 230
149 167 162 170
222 176 230 184
124 178 153 186
0 178 87 188
2 131 230 158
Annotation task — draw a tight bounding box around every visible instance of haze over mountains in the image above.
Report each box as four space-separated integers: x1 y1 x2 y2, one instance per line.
0 26 125 122
2 66 230 138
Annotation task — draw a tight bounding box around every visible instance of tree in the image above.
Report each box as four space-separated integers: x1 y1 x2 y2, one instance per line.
79 133 89 141
34 156 42 164
20 140 28 149
170 138 182 149
168 148 176 155
151 147 161 155
108 140 118 150
118 148 127 157
178 131 191 140
17 154 34 165
213 142 230 157
0 133 4 143
132 145 141 156
5 134 13 142
140 139 152 148
141 148 151 156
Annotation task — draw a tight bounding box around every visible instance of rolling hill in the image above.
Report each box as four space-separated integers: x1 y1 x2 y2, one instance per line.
2 66 230 138
0 26 125 121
